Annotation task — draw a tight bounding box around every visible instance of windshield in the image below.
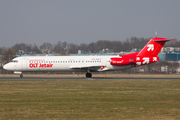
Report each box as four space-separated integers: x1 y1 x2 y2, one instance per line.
10 60 18 63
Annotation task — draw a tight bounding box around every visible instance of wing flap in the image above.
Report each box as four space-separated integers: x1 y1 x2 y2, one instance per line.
70 65 109 71
70 65 102 69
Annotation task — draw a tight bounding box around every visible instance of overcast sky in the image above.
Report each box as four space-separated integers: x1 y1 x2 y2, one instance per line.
0 0 180 47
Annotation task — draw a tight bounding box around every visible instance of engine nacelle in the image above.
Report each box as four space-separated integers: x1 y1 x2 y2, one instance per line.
110 58 135 66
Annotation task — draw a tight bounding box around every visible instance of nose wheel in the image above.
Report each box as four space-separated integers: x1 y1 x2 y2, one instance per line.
20 74 23 78
86 72 92 78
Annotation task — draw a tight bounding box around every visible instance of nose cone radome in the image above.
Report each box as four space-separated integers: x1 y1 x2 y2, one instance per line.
3 63 12 71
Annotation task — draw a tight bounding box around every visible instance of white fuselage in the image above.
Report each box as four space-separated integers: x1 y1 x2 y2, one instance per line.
3 56 132 72
3 37 173 78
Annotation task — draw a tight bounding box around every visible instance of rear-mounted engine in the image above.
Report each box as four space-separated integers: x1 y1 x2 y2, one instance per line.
110 58 135 66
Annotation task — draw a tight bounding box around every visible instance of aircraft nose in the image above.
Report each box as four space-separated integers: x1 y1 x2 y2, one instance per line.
3 63 12 70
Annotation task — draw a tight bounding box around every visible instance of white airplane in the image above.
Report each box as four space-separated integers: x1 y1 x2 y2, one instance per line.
3 37 173 78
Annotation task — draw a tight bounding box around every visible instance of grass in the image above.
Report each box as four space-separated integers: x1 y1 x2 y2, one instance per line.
0 79 180 120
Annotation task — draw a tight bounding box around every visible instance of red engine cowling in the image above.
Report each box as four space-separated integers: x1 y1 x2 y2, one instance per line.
110 58 135 66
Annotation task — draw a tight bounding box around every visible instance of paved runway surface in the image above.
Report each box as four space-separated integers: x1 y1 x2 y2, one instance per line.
0 77 180 80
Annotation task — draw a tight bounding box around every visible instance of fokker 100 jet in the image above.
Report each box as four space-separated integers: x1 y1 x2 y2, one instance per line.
3 37 173 78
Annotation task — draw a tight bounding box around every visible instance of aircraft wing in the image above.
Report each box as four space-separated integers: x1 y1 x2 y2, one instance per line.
70 65 109 71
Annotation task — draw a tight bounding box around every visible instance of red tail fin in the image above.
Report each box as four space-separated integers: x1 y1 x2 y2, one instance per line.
137 37 174 57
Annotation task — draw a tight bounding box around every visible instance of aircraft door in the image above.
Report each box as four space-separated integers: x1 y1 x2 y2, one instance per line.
21 58 27 70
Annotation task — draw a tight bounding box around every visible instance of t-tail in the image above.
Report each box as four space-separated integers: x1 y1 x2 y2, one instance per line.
111 37 174 66
137 37 174 57
134 37 174 66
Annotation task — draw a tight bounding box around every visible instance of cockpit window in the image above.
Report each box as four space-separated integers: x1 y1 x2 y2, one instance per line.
10 60 18 63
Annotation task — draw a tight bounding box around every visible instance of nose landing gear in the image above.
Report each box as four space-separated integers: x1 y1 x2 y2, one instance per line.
20 74 23 78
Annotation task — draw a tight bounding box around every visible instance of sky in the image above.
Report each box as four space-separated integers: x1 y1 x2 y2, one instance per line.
0 0 180 47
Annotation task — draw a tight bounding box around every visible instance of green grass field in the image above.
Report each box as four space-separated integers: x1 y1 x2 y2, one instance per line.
0 79 180 120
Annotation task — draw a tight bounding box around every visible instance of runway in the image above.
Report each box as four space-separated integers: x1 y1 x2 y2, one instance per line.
0 76 180 80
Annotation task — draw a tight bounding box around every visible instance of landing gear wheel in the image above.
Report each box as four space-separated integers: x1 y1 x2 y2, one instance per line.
20 74 23 78
86 72 92 78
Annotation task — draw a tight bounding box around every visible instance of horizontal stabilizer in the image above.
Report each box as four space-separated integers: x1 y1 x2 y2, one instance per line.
153 38 174 42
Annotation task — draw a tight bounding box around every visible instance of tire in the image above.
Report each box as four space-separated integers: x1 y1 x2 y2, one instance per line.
86 73 92 78
20 74 23 78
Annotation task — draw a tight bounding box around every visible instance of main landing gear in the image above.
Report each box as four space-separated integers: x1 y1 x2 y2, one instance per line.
86 72 92 78
20 74 23 78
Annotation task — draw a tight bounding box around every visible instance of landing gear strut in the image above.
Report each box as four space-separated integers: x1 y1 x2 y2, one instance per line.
20 74 23 78
86 72 92 78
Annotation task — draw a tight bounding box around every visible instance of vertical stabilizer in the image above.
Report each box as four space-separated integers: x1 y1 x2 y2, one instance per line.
137 37 173 57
